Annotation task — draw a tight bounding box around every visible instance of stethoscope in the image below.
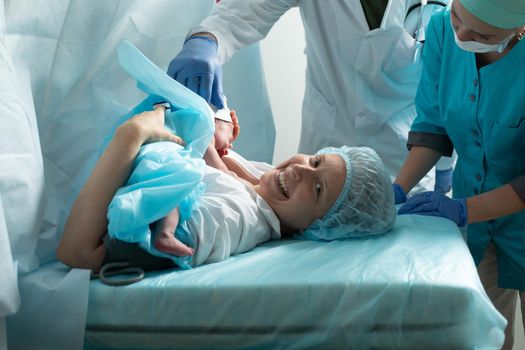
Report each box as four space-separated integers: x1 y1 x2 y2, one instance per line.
405 0 448 61
406 0 448 43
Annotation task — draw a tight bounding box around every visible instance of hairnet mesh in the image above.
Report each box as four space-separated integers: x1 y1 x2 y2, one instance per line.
302 146 396 241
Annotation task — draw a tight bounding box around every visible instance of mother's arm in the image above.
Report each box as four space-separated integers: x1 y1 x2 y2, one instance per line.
56 106 184 272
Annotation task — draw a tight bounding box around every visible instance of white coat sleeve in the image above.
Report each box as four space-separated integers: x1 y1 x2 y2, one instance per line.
189 0 298 64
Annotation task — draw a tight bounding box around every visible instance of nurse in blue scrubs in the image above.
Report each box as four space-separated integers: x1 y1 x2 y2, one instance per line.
392 0 525 348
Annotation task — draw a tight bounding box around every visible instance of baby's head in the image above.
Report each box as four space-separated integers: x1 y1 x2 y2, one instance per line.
214 111 240 155
255 146 396 240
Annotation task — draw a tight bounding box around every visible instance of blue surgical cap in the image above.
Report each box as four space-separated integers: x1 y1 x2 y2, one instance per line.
302 146 396 241
460 0 525 29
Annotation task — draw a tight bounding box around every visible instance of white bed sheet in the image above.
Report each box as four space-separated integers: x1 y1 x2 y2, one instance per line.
85 215 506 350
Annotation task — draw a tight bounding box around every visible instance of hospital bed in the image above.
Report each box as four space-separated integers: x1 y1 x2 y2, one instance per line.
84 215 504 350
6 214 506 350
0 1 505 349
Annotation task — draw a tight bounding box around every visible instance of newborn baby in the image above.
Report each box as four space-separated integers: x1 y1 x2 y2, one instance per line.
154 101 241 256
213 109 240 157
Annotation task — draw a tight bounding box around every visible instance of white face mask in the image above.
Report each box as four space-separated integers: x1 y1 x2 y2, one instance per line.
453 29 515 54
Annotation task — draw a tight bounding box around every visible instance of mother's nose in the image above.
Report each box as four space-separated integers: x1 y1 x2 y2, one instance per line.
291 163 315 179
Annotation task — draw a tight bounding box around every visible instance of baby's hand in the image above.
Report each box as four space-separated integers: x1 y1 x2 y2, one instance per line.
231 110 240 141
217 148 229 157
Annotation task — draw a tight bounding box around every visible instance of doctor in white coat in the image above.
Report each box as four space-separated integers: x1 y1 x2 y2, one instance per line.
167 0 452 195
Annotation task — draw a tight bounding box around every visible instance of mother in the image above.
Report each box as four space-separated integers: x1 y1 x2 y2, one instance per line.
57 105 396 273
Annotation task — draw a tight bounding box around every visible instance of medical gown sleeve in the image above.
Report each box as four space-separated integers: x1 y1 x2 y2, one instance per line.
189 0 298 63
408 12 454 156
106 41 214 267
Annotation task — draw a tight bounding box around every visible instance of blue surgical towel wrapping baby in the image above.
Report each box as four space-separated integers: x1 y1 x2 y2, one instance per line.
105 41 214 269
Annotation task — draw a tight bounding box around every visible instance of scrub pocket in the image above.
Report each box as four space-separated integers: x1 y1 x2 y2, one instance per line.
354 28 421 127
381 29 422 89
486 118 525 179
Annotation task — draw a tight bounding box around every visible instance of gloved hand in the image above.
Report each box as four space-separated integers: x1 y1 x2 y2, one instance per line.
434 168 453 194
398 191 467 227
167 36 224 109
393 183 407 204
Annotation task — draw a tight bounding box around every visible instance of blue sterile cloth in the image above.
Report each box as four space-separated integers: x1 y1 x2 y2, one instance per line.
105 41 214 269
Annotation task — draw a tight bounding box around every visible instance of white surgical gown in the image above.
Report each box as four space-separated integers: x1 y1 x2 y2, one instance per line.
190 0 448 191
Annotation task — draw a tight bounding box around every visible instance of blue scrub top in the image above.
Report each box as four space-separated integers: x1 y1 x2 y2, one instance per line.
411 9 525 290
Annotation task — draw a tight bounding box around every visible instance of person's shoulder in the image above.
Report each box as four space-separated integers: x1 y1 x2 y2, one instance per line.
428 7 450 34
426 7 454 49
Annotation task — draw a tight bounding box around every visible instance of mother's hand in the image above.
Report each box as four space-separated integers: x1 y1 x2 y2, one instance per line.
119 105 185 146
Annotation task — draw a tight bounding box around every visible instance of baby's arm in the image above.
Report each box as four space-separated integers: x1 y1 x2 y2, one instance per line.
204 137 231 173
221 156 259 185
204 138 259 186
204 143 258 187
152 208 194 256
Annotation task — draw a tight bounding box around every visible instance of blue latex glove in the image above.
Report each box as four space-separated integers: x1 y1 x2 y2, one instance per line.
434 168 453 194
167 36 224 109
398 191 467 227
393 183 407 204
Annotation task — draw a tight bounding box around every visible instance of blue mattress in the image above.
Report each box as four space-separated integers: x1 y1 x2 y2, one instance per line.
85 215 506 349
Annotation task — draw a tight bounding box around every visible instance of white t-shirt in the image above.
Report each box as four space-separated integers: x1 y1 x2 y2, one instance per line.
188 152 281 266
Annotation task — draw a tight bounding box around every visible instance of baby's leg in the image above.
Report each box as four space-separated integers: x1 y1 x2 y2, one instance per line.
153 208 194 256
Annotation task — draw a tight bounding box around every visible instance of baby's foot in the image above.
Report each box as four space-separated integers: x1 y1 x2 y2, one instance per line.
154 231 194 256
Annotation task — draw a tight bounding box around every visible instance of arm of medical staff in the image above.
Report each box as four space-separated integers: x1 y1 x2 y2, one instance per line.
190 32 217 42
397 146 525 225
188 0 296 63
466 184 525 224
400 183 525 226
394 146 442 194
167 35 224 109
392 183 407 204
399 192 467 226
57 106 184 271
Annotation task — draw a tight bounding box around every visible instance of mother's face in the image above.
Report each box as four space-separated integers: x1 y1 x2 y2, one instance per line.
255 153 346 231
